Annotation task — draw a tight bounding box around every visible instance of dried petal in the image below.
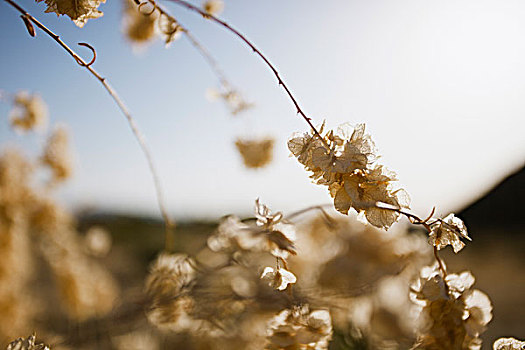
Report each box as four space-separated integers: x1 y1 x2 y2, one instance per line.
260 266 296 291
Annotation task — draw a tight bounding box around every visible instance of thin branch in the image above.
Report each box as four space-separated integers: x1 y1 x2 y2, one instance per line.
140 1 243 101
165 0 329 147
374 201 448 279
4 0 175 251
183 29 231 89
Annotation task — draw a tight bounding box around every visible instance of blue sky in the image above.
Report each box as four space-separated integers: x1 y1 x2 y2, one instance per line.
1 0 524 220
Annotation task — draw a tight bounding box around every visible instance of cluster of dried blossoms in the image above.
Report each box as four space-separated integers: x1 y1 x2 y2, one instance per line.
288 123 409 230
142 200 338 349
410 263 493 349
0 95 118 344
5 1 522 348
291 215 432 349
141 198 489 349
266 305 332 349
35 0 106 27
493 337 525 350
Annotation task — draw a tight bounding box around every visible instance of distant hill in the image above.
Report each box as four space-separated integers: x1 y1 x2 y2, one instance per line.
459 163 525 232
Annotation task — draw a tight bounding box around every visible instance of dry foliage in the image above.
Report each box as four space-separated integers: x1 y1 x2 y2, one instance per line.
1 1 521 349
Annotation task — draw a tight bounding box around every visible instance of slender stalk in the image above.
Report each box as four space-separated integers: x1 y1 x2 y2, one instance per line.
4 0 175 251
375 202 448 279
165 0 329 147
183 29 231 90
142 1 241 98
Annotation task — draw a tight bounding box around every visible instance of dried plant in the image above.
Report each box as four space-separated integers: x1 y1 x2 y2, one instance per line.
3 1 520 349
235 137 274 169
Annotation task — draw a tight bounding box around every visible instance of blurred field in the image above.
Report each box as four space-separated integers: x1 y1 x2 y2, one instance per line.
77 211 525 349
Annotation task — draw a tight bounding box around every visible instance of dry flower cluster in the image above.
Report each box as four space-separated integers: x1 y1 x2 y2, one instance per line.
410 264 492 349
36 0 106 27
288 123 409 230
2 0 523 349
0 99 118 345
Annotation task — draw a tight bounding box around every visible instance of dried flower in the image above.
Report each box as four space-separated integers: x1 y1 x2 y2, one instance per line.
428 213 471 253
9 91 48 133
253 199 296 259
493 337 525 350
145 253 195 299
35 0 106 27
42 125 73 182
203 0 224 16
6 335 50 350
260 266 296 291
266 305 333 350
235 137 274 169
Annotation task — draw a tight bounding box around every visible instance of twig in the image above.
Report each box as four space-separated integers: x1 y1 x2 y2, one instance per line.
183 29 231 89
4 0 175 251
165 0 329 147
138 1 243 102
374 201 448 279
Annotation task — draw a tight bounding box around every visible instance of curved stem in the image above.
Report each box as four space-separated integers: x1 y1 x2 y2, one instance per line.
183 29 231 89
433 246 448 280
142 0 250 114
4 0 175 251
374 201 448 279
166 0 329 147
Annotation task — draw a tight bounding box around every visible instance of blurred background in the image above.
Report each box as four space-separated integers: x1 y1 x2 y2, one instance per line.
1 0 524 348
1 0 524 218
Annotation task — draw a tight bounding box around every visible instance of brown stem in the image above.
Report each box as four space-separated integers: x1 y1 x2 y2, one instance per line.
4 0 175 251
433 246 447 280
374 202 449 282
142 0 248 112
166 0 329 147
